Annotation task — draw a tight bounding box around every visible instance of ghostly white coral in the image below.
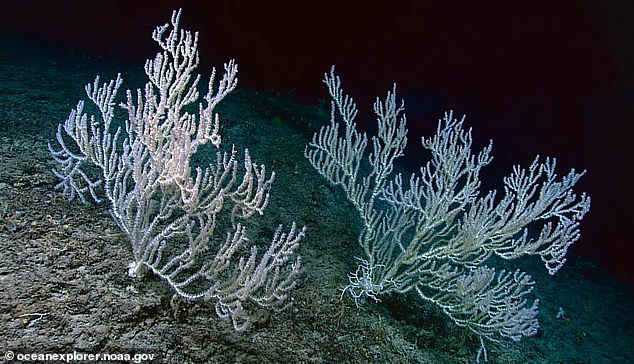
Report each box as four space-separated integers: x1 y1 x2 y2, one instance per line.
49 9 304 331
